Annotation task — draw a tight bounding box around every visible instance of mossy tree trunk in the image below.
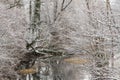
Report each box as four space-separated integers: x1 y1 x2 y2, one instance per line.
28 0 41 43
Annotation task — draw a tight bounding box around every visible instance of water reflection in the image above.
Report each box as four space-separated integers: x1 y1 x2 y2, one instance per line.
16 54 120 80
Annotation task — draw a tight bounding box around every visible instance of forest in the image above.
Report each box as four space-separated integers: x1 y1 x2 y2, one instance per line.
0 0 120 80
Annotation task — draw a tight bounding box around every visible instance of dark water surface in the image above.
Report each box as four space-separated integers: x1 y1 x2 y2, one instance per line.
17 54 120 80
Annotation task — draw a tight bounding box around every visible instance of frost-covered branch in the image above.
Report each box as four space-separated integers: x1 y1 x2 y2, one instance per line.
53 0 73 22
8 0 23 9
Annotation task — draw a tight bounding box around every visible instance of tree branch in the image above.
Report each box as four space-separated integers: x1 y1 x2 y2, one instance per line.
61 0 72 11
8 0 22 9
53 0 73 23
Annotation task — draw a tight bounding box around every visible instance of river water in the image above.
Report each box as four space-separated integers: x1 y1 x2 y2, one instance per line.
16 54 120 80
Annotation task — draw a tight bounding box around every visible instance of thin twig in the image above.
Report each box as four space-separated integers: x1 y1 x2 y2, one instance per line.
53 0 73 23
8 0 22 9
61 0 65 10
61 0 72 11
